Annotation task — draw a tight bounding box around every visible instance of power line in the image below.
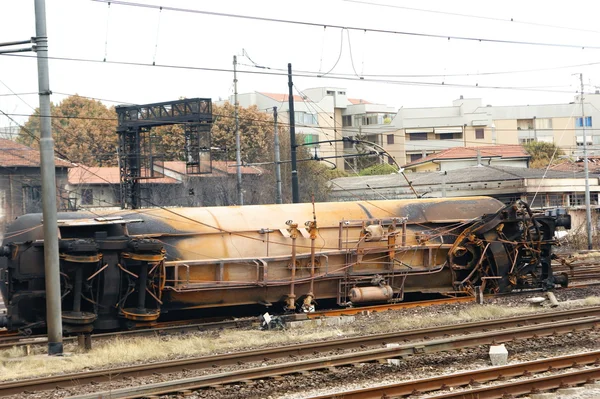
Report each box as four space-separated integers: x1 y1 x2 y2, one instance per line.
237 59 600 79
93 0 600 50
0 53 587 95
344 0 600 35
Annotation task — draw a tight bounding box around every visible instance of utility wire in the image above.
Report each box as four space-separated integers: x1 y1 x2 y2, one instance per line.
93 0 600 50
0 53 587 95
345 0 600 36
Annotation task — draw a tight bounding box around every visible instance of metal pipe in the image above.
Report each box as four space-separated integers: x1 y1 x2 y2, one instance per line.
273 107 282 204
35 0 63 356
234 55 243 205
290 235 297 301
137 264 148 312
288 63 299 203
579 73 593 250
72 267 83 314
0 39 33 47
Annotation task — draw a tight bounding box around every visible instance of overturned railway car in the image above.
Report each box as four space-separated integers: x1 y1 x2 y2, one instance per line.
0 196 570 333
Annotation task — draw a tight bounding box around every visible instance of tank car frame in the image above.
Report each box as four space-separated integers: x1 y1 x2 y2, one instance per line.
0 197 570 333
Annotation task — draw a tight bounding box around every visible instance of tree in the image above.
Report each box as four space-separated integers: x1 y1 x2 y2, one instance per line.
359 163 398 176
524 142 564 169
17 95 118 166
211 102 274 164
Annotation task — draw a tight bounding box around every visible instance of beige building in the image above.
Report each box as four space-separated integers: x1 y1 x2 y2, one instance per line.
390 93 600 167
219 89 396 170
221 89 600 173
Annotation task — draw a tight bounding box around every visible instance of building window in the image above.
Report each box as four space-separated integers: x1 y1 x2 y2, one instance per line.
576 116 592 127
304 134 319 147
24 185 41 202
294 112 318 125
343 136 354 149
548 194 565 207
81 189 93 205
410 153 424 162
475 128 484 139
568 193 584 206
408 132 428 141
439 133 454 140
342 115 352 127
338 91 345 95
535 118 553 129
326 90 335 95
387 134 394 145
519 138 535 144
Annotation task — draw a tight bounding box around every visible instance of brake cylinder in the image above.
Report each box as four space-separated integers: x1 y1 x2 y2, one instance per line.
349 285 394 303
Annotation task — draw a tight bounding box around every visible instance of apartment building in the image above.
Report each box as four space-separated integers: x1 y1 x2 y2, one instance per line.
391 93 600 167
219 88 396 170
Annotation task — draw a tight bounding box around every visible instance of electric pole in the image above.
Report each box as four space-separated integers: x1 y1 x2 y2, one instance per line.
35 0 63 355
288 63 299 203
234 55 243 205
273 107 283 204
580 73 593 249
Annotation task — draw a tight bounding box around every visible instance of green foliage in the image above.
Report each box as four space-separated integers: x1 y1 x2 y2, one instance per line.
524 141 564 169
17 95 118 166
211 103 274 164
358 163 399 176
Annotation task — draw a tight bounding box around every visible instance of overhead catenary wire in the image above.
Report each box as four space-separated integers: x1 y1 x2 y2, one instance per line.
0 52 590 96
92 0 600 50
344 0 600 36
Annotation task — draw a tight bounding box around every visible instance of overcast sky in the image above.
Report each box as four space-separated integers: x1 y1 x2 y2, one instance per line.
1 0 600 129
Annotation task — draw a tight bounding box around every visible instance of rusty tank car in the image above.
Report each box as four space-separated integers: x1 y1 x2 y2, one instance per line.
0 196 570 333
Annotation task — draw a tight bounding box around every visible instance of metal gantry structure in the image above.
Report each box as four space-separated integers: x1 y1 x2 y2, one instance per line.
115 98 213 209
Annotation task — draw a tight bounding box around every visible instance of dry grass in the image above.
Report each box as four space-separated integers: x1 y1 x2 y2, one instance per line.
1 295 599 381
0 327 350 381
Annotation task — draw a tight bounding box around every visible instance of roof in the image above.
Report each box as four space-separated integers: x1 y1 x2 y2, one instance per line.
403 145 530 168
68 166 180 185
69 161 263 185
163 161 263 176
0 138 72 168
549 157 600 174
331 165 589 193
258 92 304 102
348 98 372 105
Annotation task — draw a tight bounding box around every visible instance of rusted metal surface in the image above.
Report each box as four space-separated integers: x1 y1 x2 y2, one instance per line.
308 352 600 399
423 368 600 399
61 317 600 399
0 197 571 332
307 296 474 317
2 307 600 397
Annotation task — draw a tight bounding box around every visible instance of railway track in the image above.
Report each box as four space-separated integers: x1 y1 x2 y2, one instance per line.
307 351 600 399
61 312 600 399
0 296 473 351
2 306 599 397
0 317 254 350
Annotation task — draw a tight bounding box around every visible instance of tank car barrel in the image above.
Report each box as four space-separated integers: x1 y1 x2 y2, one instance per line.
0 197 571 333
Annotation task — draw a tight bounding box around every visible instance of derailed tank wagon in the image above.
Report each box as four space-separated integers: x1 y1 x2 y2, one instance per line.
0 196 570 333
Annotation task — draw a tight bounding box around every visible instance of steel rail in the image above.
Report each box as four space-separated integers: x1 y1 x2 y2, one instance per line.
307 295 473 318
424 367 600 399
0 307 598 396
0 318 254 350
63 317 600 399
0 296 474 349
308 351 600 398
0 305 596 390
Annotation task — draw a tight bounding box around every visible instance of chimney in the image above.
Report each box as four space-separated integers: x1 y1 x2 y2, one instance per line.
460 95 464 100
